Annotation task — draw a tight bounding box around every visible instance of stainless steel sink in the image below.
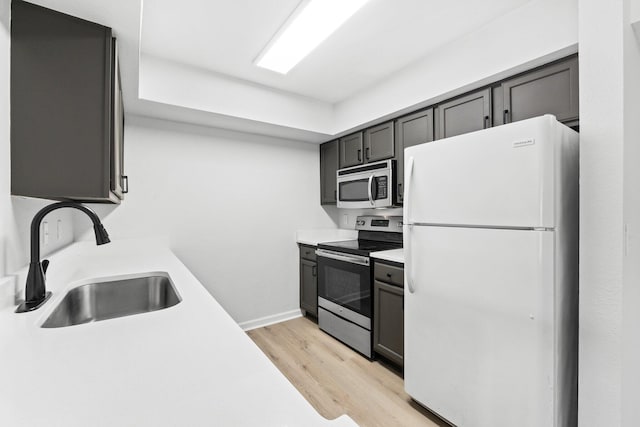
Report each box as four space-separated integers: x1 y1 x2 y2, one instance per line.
41 274 181 328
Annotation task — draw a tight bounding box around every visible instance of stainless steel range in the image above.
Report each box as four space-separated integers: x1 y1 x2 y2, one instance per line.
316 215 403 358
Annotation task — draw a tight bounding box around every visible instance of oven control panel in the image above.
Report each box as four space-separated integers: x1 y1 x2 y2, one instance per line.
355 215 403 233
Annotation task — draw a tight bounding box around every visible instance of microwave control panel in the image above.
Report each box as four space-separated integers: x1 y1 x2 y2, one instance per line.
375 176 387 199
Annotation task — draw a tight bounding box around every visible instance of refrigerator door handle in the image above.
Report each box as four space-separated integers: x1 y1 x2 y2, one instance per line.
405 156 415 222
405 223 415 293
405 156 416 294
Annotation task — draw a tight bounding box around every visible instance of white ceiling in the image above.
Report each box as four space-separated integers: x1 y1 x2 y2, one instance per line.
140 0 531 103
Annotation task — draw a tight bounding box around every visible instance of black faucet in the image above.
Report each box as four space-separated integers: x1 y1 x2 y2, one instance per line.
15 201 111 313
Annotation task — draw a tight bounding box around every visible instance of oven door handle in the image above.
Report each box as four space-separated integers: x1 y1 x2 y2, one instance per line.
367 175 375 206
315 249 370 266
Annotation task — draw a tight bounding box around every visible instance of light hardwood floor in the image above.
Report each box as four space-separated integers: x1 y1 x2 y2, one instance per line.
247 316 450 427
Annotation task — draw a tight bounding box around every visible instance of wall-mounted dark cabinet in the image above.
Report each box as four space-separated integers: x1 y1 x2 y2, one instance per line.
499 56 579 126
373 261 404 367
394 109 433 204
320 140 338 205
319 54 578 206
11 0 126 203
435 88 491 140
339 121 395 169
364 121 394 163
299 244 318 318
339 132 364 168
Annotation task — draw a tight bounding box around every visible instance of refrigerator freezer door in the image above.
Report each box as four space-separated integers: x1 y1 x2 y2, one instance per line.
404 115 560 229
404 225 557 427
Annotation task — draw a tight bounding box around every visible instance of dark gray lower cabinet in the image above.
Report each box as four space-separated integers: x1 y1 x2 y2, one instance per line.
394 109 434 204
501 56 579 126
299 245 318 317
435 88 491 140
320 140 339 205
373 261 404 367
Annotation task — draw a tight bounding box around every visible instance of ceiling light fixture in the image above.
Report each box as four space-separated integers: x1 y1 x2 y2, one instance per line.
255 0 370 74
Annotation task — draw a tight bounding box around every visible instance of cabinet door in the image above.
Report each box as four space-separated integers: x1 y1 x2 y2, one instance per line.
502 56 578 124
11 1 122 203
374 279 404 367
395 109 433 204
339 132 364 168
110 38 126 199
435 88 491 140
364 121 394 163
300 259 318 317
320 140 338 204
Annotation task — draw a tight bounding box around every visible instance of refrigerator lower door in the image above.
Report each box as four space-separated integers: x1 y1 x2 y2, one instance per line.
405 225 564 427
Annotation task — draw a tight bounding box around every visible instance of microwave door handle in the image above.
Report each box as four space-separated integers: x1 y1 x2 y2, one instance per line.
368 175 374 206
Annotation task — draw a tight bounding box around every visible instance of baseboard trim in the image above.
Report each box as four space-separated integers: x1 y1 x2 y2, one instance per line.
239 309 303 331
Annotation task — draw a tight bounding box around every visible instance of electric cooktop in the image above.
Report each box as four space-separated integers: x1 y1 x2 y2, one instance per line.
317 215 403 257
317 239 402 257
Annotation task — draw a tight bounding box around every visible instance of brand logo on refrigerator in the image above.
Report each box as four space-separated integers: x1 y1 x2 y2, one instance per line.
513 138 535 148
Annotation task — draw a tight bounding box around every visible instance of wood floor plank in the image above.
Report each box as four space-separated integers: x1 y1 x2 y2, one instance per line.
247 316 449 427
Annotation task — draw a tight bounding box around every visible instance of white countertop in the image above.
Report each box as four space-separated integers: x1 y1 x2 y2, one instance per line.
296 228 358 246
0 239 357 427
370 248 404 264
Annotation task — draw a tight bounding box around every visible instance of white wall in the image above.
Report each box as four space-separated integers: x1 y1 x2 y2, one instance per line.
333 0 578 135
0 0 74 296
75 116 339 325
621 0 640 424
579 0 640 426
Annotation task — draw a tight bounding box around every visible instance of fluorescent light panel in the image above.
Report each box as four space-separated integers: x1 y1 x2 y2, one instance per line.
255 0 369 74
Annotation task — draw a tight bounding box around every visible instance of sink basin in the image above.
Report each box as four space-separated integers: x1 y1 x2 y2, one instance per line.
41 274 181 328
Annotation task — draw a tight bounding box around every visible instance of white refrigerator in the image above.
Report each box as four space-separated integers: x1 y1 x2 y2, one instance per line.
403 115 579 427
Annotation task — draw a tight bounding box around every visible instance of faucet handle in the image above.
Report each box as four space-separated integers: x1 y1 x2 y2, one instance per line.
42 259 49 275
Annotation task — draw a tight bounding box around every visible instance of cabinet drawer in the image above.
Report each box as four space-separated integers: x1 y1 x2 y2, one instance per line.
299 245 317 262
374 262 404 287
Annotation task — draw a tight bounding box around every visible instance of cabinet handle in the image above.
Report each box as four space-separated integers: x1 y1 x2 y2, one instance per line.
386 273 392 278
357 149 362 162
398 183 403 201
503 109 510 124
122 175 129 194
484 115 489 129
312 265 317 277
365 147 370 160
334 190 337 200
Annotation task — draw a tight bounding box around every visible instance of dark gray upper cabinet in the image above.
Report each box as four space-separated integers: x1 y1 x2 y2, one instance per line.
11 0 126 203
318 54 579 206
394 109 433 204
339 132 364 168
435 88 491 140
299 245 318 318
373 261 404 367
492 85 505 127
501 56 579 125
320 140 339 205
364 121 394 163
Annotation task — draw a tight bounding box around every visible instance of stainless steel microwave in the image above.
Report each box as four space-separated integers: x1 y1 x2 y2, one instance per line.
336 159 396 209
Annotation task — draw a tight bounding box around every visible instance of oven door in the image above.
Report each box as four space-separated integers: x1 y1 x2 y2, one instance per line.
316 249 372 321
337 160 394 209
